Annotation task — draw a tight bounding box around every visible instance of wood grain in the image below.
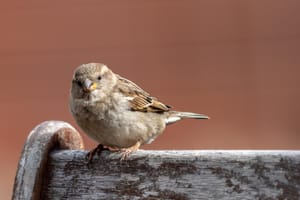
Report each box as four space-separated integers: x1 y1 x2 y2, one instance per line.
12 121 83 200
43 150 300 200
12 121 300 199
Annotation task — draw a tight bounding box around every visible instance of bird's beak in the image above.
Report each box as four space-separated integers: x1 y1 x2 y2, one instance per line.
83 79 97 92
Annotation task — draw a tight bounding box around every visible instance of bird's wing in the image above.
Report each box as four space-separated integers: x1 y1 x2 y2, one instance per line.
117 75 171 113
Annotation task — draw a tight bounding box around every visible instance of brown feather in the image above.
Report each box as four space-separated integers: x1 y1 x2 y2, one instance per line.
117 75 171 113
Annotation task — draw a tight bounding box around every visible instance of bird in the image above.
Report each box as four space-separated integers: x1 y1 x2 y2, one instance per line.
69 63 209 161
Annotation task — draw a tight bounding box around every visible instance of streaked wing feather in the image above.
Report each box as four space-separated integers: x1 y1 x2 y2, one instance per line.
117 75 150 96
117 75 170 113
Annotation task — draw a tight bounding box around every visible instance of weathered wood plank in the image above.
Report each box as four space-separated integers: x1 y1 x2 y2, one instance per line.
12 121 300 199
43 150 300 200
12 121 83 200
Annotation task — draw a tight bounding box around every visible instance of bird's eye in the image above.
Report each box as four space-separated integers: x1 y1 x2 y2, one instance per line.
76 80 82 87
97 76 102 81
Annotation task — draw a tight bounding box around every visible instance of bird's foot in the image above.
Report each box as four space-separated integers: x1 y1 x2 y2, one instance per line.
120 141 141 160
86 144 108 163
106 146 121 152
86 142 141 162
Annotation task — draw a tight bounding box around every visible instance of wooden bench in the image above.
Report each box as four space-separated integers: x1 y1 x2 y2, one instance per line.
12 121 300 199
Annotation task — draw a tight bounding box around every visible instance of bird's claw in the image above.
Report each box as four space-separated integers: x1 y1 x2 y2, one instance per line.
85 144 108 164
120 149 132 160
86 141 141 162
119 141 141 161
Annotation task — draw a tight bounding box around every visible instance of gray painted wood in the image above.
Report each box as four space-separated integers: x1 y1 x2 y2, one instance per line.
12 121 300 200
12 121 83 200
44 150 300 200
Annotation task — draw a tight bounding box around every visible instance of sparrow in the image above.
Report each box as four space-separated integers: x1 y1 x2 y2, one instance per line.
69 63 209 160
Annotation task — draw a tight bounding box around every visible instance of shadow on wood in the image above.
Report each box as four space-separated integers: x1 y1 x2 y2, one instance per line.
13 121 300 200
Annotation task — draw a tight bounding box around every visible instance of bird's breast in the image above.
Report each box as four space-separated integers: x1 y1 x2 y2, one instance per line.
71 96 166 148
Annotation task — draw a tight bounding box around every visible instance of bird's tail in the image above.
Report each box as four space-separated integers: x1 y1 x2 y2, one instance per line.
165 111 209 125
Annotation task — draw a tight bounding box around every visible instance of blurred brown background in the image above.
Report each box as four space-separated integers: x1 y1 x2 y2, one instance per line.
1 1 300 199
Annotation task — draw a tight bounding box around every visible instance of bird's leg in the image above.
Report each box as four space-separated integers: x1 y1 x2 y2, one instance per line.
120 141 141 160
86 144 109 163
105 146 121 152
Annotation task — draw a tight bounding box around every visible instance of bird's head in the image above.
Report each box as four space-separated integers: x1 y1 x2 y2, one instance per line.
71 63 117 101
